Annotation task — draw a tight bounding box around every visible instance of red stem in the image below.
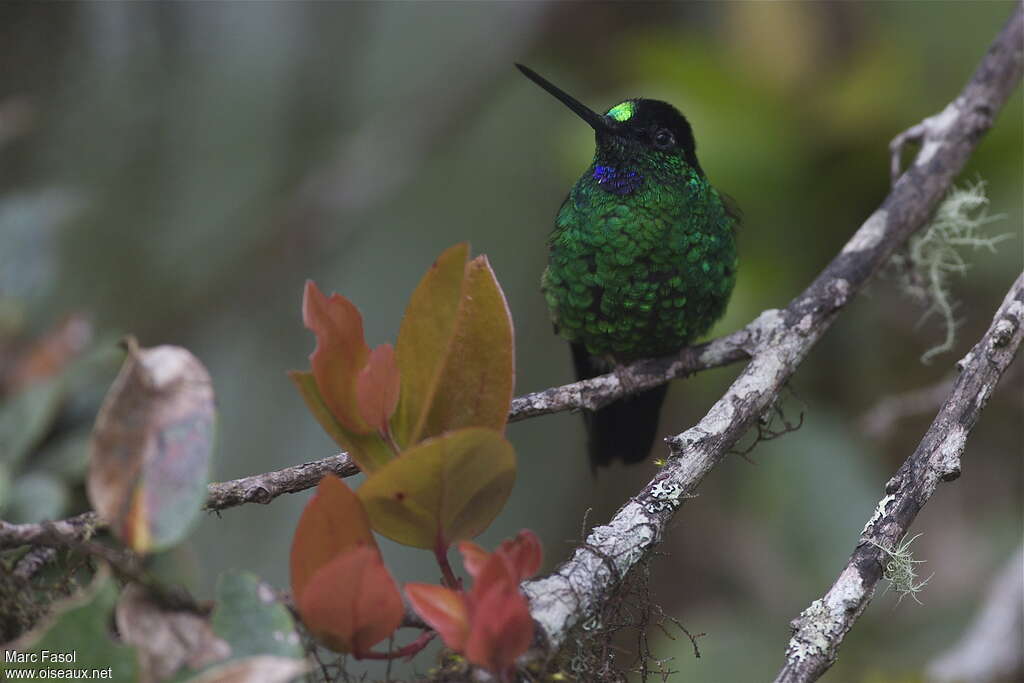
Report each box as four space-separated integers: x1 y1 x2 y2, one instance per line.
359 630 436 660
434 537 460 590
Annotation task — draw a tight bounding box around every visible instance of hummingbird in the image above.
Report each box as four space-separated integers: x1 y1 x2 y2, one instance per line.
517 64 738 468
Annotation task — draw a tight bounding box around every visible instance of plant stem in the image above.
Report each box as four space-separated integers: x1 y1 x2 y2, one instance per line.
359 630 437 660
434 538 460 589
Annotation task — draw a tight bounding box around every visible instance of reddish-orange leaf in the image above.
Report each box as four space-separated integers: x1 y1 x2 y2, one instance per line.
297 546 403 657
289 370 393 473
404 583 470 651
464 552 534 674
302 280 372 434
457 541 490 581
355 344 400 434
497 530 543 581
290 474 377 602
459 531 542 586
6 313 92 392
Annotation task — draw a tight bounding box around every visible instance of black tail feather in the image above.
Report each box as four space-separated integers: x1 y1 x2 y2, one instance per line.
571 343 669 468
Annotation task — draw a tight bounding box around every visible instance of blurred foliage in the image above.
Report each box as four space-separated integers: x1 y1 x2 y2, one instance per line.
0 1 1020 681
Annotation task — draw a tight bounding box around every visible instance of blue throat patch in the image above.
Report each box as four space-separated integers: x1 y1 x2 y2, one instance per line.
593 165 644 196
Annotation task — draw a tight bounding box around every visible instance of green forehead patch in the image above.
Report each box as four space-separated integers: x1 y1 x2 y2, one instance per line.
605 101 635 122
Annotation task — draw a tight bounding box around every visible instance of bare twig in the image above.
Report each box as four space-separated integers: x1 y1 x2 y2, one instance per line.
0 326 750 552
203 453 359 511
509 329 750 421
0 451 363 550
774 272 1022 683
524 3 1023 655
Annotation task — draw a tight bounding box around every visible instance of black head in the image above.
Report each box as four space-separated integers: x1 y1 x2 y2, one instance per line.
516 64 702 175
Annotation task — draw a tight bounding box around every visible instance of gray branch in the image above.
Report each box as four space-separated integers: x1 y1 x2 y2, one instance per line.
0 325 750 551
524 3 1023 654
774 272 1023 683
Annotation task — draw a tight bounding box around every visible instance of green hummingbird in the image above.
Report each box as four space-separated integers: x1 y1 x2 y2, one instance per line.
517 64 738 468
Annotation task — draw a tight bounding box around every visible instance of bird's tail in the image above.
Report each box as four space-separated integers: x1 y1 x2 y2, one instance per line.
571 343 669 468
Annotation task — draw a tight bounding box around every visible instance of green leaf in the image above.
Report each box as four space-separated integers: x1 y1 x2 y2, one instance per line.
357 428 516 549
393 245 515 447
417 255 515 440
210 571 303 661
0 377 63 470
393 243 470 446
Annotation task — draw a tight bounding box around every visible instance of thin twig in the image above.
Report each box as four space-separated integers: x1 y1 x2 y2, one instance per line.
0 333 749 551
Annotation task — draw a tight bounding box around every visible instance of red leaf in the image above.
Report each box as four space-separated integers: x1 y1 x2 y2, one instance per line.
498 530 543 581
290 474 377 602
297 546 403 656
302 280 372 434
355 344 400 433
463 552 534 673
456 541 489 581
458 530 542 584
404 583 469 651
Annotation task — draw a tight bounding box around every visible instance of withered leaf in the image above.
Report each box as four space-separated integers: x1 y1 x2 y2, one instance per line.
88 338 215 554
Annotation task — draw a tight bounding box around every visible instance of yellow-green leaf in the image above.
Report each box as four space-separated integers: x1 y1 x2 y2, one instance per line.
393 243 469 447
417 255 514 439
288 371 392 473
357 428 516 549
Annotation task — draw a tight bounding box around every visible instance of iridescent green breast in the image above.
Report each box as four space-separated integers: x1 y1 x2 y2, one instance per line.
542 163 737 361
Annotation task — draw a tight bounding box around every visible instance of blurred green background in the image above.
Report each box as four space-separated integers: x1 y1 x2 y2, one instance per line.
1 2 1020 681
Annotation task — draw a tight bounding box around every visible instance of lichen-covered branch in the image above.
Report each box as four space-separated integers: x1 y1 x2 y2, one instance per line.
774 271 1023 683
524 3 1023 653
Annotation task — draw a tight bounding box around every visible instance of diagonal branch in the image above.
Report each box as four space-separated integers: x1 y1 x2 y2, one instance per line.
523 2 1023 653
774 271 1023 683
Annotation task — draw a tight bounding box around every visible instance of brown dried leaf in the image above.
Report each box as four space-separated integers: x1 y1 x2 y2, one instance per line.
88 338 215 554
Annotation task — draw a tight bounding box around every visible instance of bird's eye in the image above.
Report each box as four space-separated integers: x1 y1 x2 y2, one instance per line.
653 129 675 149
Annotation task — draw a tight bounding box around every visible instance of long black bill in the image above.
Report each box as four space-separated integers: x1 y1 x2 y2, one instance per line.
516 64 611 133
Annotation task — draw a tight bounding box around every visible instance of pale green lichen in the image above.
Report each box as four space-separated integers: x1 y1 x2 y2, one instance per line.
895 179 1011 363
868 533 933 604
